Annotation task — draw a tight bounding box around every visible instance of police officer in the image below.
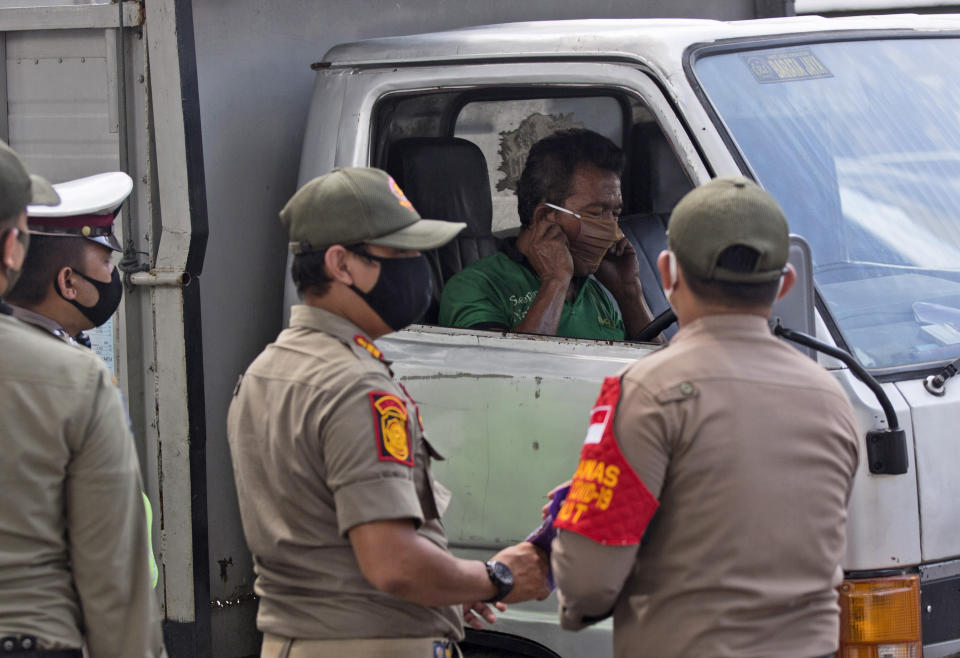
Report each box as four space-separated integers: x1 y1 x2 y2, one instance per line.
6 172 131 347
550 177 859 658
227 167 549 658
5 170 160 591
0 140 166 658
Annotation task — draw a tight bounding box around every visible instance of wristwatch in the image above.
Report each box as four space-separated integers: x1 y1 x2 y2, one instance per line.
484 560 514 603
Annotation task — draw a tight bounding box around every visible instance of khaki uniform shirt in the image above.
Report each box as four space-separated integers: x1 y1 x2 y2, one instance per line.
227 305 462 641
0 310 165 657
553 314 859 658
9 304 78 346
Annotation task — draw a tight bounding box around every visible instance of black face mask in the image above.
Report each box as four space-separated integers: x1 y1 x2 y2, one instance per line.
349 252 433 332
56 266 123 328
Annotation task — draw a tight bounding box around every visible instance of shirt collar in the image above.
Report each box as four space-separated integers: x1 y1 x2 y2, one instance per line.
289 304 388 363
673 313 773 343
8 305 74 342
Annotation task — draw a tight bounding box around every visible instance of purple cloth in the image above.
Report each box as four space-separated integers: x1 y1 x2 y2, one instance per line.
524 484 570 591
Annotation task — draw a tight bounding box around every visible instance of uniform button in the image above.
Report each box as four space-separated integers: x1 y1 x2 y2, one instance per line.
2 637 16 651
679 382 694 396
20 637 34 650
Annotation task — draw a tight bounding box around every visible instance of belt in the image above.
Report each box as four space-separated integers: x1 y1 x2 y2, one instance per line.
262 633 460 658
0 636 81 657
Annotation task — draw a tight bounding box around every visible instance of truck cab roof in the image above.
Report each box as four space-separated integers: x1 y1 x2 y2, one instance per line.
322 14 960 69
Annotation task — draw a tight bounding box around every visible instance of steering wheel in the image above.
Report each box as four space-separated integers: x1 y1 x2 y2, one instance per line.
632 308 676 343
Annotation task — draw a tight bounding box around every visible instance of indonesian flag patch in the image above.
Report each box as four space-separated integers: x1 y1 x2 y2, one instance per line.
369 392 414 467
554 376 659 545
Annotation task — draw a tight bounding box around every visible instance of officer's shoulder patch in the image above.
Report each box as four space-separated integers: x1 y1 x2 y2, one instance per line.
354 334 383 361
368 391 414 467
654 381 698 404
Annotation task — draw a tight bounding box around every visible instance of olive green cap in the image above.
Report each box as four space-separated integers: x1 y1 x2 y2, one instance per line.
280 167 465 253
667 176 789 283
0 139 59 220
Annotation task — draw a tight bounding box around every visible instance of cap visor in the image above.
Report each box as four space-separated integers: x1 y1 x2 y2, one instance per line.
89 232 123 252
366 219 466 250
29 174 60 206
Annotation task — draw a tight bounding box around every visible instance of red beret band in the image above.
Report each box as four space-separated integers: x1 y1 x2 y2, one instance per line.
28 211 116 234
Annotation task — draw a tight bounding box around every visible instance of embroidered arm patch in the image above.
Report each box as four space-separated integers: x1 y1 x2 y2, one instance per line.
554 376 659 545
368 392 414 467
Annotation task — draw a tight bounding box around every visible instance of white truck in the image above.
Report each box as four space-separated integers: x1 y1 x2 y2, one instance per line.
2 2 959 656
289 14 960 658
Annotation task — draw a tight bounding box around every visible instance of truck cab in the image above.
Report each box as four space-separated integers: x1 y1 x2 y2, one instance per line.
293 15 960 657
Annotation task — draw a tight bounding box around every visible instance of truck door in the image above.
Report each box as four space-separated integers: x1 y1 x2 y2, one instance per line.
296 59 709 658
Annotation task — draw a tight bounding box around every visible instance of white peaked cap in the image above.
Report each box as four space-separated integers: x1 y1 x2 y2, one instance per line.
27 171 133 217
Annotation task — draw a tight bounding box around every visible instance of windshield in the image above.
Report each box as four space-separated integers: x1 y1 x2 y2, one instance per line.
695 37 960 370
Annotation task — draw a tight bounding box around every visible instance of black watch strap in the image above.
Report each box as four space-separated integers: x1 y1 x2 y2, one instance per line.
484 560 514 603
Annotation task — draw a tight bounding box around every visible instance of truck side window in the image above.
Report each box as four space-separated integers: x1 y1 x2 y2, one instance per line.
374 90 692 336
453 96 625 235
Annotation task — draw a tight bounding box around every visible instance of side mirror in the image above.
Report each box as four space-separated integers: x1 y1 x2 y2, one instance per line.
770 234 815 358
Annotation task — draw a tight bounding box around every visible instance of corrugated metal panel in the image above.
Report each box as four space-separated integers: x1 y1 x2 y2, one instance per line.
6 28 119 181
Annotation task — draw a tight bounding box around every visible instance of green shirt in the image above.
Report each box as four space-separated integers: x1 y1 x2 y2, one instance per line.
439 252 625 340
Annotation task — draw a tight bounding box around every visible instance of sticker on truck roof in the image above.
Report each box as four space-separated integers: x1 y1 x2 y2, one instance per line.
741 49 833 84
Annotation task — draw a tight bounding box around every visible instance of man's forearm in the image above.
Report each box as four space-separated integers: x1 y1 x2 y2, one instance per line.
613 283 660 341
381 536 496 606
514 277 570 335
553 530 636 630
350 520 497 606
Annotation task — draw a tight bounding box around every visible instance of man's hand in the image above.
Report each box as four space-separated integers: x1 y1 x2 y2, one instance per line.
512 222 575 336
595 237 641 299
490 542 550 603
595 237 661 341
543 480 572 519
462 600 506 630
516 220 574 285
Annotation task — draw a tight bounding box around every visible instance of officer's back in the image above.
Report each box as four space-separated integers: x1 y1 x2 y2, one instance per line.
0 138 165 657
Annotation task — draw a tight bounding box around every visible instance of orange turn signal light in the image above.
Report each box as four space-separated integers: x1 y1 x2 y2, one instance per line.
838 575 921 658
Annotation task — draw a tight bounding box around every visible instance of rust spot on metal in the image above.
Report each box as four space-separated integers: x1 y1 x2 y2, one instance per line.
218 556 233 583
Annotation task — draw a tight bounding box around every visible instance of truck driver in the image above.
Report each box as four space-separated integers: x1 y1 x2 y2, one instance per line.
439 128 659 341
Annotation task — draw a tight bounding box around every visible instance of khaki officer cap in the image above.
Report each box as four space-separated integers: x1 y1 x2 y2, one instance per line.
668 176 789 284
0 139 59 219
280 167 466 253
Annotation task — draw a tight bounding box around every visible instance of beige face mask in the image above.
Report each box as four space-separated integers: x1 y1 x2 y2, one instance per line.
568 214 624 271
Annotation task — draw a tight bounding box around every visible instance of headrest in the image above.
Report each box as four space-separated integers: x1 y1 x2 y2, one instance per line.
387 137 492 238
631 123 692 215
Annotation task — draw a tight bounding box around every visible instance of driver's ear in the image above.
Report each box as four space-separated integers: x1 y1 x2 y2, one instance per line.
531 203 553 226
